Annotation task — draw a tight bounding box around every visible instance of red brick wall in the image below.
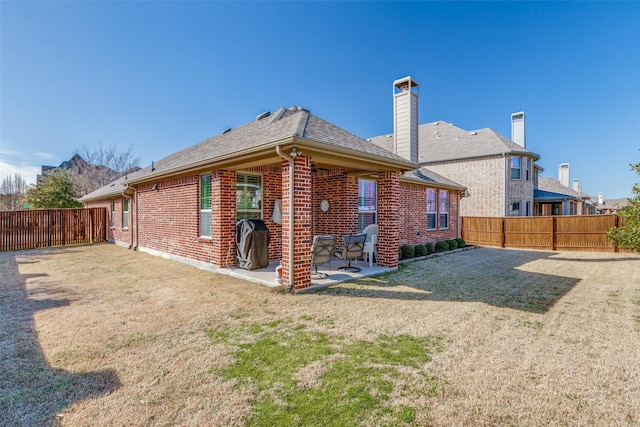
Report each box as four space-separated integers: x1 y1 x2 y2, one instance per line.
137 175 217 263
399 183 460 245
312 169 359 250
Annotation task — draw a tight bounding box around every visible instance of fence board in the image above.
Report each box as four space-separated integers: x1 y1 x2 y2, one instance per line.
0 208 107 251
462 214 628 253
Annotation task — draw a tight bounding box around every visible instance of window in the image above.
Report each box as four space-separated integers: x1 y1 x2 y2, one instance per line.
509 201 521 216
237 173 262 220
510 156 521 179
525 158 531 181
439 190 449 229
123 197 129 228
200 174 212 237
426 189 437 230
358 179 377 230
111 199 116 227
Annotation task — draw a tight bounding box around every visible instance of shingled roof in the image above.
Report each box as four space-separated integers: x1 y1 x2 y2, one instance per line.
369 121 540 163
537 177 591 200
81 107 417 201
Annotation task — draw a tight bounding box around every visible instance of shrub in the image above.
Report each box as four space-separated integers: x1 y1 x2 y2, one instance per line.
456 238 465 248
398 247 403 260
414 244 427 257
400 244 415 259
434 241 449 252
426 242 435 254
447 239 458 250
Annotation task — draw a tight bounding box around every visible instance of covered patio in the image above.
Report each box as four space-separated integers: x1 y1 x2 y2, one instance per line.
219 259 394 291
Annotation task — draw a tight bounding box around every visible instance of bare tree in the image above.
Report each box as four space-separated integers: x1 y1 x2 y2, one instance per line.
73 142 142 194
0 172 30 211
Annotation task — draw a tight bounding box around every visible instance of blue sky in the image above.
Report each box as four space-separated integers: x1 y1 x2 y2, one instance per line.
2 1 639 199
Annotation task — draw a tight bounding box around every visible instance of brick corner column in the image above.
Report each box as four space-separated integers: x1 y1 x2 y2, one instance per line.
211 169 236 266
282 155 312 291
378 170 400 268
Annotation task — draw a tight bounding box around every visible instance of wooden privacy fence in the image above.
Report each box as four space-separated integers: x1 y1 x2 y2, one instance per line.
0 208 107 252
462 214 629 252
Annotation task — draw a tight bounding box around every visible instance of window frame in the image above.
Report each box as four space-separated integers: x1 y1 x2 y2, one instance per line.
358 179 377 231
111 199 116 227
123 197 129 229
200 173 212 238
438 189 449 229
426 188 437 230
509 201 521 216
236 172 263 221
510 156 522 180
525 157 531 181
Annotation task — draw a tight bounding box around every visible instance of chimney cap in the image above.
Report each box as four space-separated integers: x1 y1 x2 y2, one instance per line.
393 76 419 91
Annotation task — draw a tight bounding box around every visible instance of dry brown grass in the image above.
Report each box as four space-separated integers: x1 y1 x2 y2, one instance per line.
1 244 639 426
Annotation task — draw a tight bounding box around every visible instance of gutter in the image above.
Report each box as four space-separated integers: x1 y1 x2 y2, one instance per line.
276 145 296 293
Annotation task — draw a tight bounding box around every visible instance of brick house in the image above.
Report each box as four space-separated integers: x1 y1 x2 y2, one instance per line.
81 77 464 291
370 112 542 217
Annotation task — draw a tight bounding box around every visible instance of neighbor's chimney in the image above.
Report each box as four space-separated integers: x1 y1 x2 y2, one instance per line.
572 179 581 193
558 163 570 188
511 111 525 148
598 192 603 204
393 76 419 163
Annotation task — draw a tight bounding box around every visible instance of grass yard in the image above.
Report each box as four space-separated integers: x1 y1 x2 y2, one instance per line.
1 244 639 426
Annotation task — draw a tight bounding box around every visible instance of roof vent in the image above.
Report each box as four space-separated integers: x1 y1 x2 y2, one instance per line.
386 134 393 138
256 111 271 121
221 128 232 134
470 131 477 135
434 122 439 126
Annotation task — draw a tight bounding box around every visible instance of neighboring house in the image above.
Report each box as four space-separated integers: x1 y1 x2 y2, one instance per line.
81 76 465 291
39 153 139 196
597 197 629 214
535 164 594 215
370 111 541 217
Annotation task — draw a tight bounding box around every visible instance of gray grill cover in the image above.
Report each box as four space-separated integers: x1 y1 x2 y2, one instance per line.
236 219 270 270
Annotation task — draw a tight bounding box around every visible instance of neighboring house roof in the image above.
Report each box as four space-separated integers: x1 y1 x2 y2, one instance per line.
369 121 541 163
597 198 630 212
537 177 590 200
534 189 578 202
402 168 465 191
82 107 424 202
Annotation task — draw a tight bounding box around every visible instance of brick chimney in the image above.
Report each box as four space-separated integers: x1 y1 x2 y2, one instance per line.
511 111 525 148
393 76 419 163
558 163 570 188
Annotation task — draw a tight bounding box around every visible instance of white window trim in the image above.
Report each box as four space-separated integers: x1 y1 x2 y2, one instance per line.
438 190 449 230
236 172 263 220
200 173 212 238
426 188 437 230
358 179 377 231
510 156 522 180
123 197 129 229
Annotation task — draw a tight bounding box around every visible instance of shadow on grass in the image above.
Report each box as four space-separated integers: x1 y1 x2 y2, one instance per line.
319 248 585 313
0 251 120 426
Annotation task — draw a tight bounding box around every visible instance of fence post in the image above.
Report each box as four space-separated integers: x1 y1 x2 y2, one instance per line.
551 216 557 251
613 214 619 253
501 217 506 248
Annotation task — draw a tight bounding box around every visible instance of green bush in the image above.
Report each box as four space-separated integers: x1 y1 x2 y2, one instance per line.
414 244 427 257
447 239 458 250
426 242 435 254
400 245 415 259
398 247 403 260
456 238 465 248
434 241 449 252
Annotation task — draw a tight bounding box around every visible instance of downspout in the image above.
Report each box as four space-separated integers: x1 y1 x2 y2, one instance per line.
122 187 137 250
503 153 508 216
276 146 295 293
